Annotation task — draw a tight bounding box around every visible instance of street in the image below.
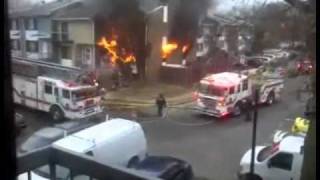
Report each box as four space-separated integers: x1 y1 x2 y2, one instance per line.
15 76 309 180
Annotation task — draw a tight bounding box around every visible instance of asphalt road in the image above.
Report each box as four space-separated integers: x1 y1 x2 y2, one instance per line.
15 75 309 180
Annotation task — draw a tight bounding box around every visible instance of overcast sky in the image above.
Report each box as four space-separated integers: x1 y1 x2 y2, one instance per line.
214 0 282 13
11 0 283 13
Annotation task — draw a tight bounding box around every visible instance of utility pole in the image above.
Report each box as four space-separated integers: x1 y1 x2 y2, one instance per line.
250 88 259 179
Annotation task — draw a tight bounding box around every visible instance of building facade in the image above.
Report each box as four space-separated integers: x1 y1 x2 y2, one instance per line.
9 0 82 63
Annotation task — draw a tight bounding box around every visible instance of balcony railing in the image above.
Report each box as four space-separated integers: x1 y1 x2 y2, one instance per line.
51 32 70 42
17 146 160 180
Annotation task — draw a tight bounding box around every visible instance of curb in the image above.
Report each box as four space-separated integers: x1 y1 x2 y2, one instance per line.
102 99 194 108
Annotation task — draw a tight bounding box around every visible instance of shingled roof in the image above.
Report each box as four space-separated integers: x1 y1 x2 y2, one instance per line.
9 0 82 18
52 0 159 20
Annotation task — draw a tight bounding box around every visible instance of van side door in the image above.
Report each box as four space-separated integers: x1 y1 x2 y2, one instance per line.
38 79 57 111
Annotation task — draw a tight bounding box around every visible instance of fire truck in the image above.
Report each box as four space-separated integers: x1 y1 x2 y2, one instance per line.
193 72 284 118
12 58 104 121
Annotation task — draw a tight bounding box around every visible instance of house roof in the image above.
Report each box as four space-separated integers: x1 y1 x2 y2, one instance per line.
52 0 112 19
9 0 82 18
52 0 158 20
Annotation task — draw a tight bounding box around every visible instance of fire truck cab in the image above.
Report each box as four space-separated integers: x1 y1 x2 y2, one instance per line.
194 72 252 117
13 75 103 121
194 72 283 118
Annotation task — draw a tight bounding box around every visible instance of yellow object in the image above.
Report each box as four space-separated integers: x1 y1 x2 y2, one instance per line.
291 117 309 134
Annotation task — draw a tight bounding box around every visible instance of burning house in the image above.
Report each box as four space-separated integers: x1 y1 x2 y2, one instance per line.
48 0 153 87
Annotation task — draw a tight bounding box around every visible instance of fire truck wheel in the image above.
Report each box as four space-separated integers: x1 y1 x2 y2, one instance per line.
50 106 64 122
266 92 275 105
233 103 242 116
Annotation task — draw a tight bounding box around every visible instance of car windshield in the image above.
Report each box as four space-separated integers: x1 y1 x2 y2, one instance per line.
20 136 53 152
257 146 276 162
199 83 227 96
71 88 98 101
20 128 65 152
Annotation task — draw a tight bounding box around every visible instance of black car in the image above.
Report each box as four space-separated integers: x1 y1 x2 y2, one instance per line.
130 156 194 180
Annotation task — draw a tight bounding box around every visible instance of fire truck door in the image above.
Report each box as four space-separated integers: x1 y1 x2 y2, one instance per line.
41 81 58 110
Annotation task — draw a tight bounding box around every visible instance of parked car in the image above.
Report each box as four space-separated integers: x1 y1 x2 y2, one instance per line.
18 120 96 154
130 156 194 180
261 54 278 63
296 59 313 74
238 135 305 180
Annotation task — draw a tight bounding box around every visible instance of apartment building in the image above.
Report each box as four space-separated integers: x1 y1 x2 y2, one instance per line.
9 0 81 62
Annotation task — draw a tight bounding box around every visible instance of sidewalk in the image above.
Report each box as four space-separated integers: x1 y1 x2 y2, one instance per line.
102 81 194 108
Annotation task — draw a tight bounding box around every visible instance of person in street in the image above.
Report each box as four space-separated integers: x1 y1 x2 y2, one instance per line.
242 98 252 121
156 94 167 117
111 66 120 90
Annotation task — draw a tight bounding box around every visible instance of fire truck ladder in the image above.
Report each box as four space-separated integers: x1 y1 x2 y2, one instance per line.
12 56 81 72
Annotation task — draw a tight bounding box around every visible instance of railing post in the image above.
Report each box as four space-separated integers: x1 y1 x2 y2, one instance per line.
27 171 31 180
49 162 56 180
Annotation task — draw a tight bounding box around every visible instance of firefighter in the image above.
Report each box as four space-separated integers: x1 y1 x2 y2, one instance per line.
156 94 167 117
242 98 252 121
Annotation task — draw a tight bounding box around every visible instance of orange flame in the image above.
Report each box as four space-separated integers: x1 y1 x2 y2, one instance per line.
162 42 178 59
98 37 136 64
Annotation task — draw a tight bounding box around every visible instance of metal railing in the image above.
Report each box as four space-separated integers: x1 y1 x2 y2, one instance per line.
17 146 161 180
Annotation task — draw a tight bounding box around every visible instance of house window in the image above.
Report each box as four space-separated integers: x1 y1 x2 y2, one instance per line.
11 40 20 50
61 46 71 59
82 47 92 65
61 22 68 33
61 22 69 41
52 21 58 32
24 18 37 30
26 41 39 53
11 19 19 30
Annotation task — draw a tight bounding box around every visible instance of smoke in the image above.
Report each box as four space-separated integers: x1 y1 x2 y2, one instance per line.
96 0 146 77
168 0 210 47
103 0 144 54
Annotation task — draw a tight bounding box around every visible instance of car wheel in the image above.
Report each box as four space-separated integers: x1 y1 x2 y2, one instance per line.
240 174 262 180
266 92 275 105
233 103 242 116
127 156 139 168
50 106 64 122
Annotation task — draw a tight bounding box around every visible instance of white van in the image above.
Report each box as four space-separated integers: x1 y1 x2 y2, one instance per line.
18 118 148 180
238 135 304 180
53 118 148 167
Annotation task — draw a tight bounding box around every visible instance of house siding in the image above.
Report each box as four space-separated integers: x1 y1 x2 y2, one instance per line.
37 17 51 34
69 20 93 44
